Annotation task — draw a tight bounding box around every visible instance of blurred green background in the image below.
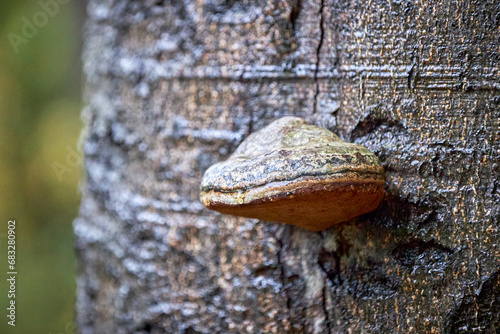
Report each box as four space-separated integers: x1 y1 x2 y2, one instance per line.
0 1 83 333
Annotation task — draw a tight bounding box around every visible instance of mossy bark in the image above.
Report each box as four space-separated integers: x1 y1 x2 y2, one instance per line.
76 1 499 333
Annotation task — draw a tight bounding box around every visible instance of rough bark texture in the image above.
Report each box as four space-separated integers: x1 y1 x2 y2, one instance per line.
75 0 500 333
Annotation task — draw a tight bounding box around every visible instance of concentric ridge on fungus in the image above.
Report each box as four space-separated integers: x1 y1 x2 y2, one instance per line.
200 116 385 231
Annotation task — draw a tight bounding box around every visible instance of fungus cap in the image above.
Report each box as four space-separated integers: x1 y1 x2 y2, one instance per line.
200 117 385 231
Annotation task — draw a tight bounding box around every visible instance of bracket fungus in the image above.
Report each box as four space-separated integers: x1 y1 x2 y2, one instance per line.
200 117 385 231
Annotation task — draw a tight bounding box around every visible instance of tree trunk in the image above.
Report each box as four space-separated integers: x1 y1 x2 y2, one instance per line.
75 0 499 333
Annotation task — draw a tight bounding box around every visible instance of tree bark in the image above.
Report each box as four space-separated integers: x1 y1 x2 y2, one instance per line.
75 0 500 333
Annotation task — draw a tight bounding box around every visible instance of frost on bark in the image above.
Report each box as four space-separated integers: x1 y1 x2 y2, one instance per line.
75 0 499 333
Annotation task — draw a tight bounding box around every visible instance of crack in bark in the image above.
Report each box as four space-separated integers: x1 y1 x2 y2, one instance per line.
276 238 292 312
246 108 254 138
407 62 415 91
289 0 302 32
238 67 253 144
318 233 332 334
313 0 325 114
